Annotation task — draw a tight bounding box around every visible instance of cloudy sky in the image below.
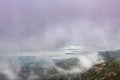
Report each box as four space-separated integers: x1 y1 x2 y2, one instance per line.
0 0 120 54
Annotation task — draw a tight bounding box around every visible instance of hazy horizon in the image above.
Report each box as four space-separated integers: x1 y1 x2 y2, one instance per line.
0 0 120 55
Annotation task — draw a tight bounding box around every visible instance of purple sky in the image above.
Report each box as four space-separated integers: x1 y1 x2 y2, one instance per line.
0 0 120 53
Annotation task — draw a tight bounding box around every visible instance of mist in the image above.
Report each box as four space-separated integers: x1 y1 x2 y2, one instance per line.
0 0 120 54
0 51 104 80
0 0 120 80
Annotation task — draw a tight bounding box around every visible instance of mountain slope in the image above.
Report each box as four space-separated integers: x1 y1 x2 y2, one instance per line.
81 58 120 80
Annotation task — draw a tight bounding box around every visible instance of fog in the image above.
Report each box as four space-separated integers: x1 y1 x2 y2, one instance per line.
0 50 104 80
0 0 120 79
0 0 120 54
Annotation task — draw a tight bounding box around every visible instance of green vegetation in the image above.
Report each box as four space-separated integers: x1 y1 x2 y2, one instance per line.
81 59 120 80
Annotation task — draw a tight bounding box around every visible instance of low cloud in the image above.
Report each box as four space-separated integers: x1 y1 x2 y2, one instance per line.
0 0 120 54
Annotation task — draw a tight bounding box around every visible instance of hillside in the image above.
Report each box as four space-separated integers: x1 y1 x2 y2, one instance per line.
81 58 120 80
0 49 120 80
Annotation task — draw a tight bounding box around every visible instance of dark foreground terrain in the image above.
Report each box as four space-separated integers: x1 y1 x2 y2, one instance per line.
82 58 120 80
0 49 120 80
